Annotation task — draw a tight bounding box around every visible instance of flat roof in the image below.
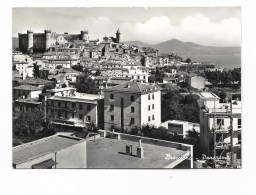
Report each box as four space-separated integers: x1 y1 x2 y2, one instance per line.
13 135 85 165
48 93 103 103
86 137 188 168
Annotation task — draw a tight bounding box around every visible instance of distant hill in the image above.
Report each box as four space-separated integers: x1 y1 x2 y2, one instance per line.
12 37 19 50
153 39 240 55
124 41 152 47
126 38 241 55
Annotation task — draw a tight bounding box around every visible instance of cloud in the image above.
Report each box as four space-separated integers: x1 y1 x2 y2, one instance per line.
120 14 241 46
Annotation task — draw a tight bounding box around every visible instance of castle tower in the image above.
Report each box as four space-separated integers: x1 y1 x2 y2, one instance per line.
27 30 33 54
116 29 121 43
44 30 52 51
81 30 89 41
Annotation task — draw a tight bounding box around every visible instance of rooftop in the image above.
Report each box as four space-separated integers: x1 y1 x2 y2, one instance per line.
13 85 42 91
20 77 53 86
13 135 85 165
87 137 189 168
48 92 103 103
104 82 160 94
15 97 42 105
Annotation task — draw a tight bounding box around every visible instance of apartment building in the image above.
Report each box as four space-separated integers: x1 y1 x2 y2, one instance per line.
198 92 241 158
104 82 161 132
47 92 104 129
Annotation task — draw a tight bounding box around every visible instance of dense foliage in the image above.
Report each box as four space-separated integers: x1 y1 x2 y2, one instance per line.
161 90 199 123
75 73 99 94
204 68 241 86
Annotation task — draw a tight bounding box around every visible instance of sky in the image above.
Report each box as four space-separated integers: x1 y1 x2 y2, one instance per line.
12 7 241 46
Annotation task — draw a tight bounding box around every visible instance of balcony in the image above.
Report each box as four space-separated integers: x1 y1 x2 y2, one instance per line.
48 105 77 112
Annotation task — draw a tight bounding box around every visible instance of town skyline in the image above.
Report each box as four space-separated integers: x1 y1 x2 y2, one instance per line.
13 7 241 47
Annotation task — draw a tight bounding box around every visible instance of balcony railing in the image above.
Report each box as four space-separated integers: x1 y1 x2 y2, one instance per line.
48 105 77 112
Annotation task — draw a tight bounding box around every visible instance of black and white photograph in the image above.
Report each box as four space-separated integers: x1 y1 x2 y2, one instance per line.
12 7 241 169
1 0 256 194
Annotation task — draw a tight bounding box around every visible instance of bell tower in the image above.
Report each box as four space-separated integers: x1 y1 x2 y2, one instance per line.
116 29 121 43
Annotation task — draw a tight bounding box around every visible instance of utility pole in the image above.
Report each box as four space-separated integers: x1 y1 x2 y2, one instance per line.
230 94 234 168
213 99 216 168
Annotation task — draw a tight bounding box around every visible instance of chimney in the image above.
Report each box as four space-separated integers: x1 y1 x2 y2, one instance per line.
126 145 132 155
137 138 144 158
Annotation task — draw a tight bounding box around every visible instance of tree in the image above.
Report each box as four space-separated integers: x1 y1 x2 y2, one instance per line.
185 58 192 64
219 91 227 103
56 65 63 69
72 64 84 72
61 83 67 88
33 63 40 78
13 109 44 136
76 74 99 94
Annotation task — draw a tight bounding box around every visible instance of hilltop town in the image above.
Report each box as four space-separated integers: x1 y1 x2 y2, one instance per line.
12 29 241 169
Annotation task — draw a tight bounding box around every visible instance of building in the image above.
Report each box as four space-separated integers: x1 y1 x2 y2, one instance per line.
18 30 92 53
198 92 241 163
13 85 42 100
161 120 200 138
104 82 161 132
14 61 34 78
47 92 104 129
185 73 206 90
13 135 87 168
87 130 193 168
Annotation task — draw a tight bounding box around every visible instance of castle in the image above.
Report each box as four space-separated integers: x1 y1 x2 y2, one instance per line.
18 29 121 54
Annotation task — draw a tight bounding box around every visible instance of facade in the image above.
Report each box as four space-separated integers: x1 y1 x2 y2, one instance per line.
198 92 241 160
185 73 206 90
47 92 104 129
13 85 42 100
13 135 87 168
14 62 34 78
18 30 91 53
161 120 200 138
104 82 161 132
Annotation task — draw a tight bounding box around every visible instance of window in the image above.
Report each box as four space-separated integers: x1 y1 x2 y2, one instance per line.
65 112 68 118
79 104 83 110
131 107 135 113
131 96 135 101
131 118 135 124
72 103 76 108
152 93 154 100
238 119 241 128
217 119 224 126
58 111 61 117
148 94 151 100
152 115 155 120
86 116 91 122
79 114 83 120
87 105 91 110
148 116 151 122
148 105 151 111
51 110 54 116
110 104 114 111
72 113 74 118
143 76 146 79
152 104 154 109
65 102 67 108
110 115 114 121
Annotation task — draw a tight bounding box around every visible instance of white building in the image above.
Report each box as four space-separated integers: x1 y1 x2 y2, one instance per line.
161 120 200 138
123 66 149 83
104 82 161 132
198 92 241 159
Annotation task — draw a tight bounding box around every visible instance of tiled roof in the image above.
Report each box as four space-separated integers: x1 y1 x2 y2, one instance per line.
13 85 42 91
104 82 160 94
20 78 53 85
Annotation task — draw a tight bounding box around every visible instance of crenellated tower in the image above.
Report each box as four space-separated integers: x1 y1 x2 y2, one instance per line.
27 30 33 54
44 30 52 51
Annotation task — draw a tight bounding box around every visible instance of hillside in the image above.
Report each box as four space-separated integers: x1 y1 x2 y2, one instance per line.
152 39 241 55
